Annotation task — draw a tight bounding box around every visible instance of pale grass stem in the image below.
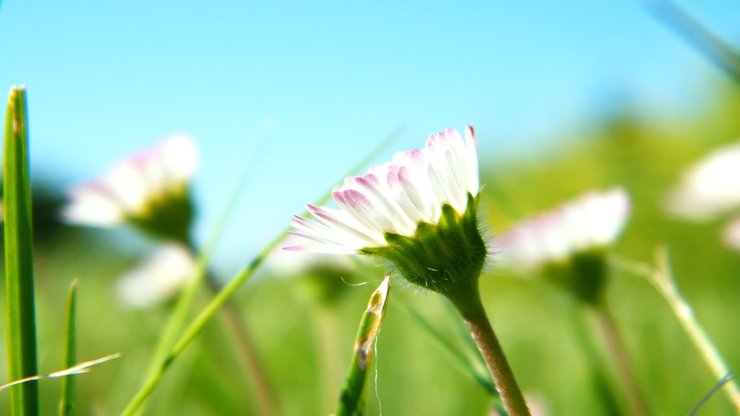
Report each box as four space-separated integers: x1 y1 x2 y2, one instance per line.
0 354 121 392
612 247 740 412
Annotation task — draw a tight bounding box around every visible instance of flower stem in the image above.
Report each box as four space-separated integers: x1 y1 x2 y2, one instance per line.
589 305 649 416
451 286 530 416
566 303 622 416
205 276 277 416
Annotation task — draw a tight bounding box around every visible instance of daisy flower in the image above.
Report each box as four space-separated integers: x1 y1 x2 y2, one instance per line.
286 126 485 297
496 188 631 270
287 126 533 415
61 135 197 244
666 141 740 221
117 244 195 308
495 188 630 304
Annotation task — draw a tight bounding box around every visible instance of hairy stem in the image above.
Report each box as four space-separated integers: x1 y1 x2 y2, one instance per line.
452 286 530 416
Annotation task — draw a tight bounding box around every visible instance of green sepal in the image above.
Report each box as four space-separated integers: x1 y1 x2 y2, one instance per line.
544 249 608 305
361 193 487 305
127 183 195 246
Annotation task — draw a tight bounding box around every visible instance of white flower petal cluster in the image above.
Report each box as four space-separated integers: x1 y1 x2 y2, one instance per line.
666 141 740 221
722 218 740 252
496 188 631 270
62 135 197 227
287 127 479 254
117 244 195 308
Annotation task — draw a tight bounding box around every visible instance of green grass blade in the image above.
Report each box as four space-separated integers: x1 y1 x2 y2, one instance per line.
645 0 740 83
336 277 391 416
59 279 78 416
3 86 39 416
121 126 401 415
395 295 496 396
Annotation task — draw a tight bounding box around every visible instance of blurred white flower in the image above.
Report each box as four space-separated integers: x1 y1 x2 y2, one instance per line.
666 141 740 221
62 135 197 242
286 126 479 254
117 244 195 308
496 188 631 270
722 218 740 252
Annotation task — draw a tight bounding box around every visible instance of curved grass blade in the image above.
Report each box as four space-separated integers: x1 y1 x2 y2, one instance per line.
336 277 391 416
59 279 78 416
3 86 39 416
121 126 403 415
395 293 496 396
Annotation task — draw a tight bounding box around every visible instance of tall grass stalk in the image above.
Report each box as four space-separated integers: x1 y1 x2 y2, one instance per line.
137 138 267 415
613 248 740 412
122 128 402 415
59 279 79 416
3 86 39 416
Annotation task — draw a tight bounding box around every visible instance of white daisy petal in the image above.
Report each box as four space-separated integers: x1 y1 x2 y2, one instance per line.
287 127 481 254
496 188 631 271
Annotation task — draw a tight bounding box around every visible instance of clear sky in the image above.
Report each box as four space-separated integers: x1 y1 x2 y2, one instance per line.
0 1 738 270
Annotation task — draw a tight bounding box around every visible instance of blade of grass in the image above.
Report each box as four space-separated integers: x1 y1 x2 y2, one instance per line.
336 277 391 416
3 86 39 416
122 126 403 415
644 0 740 83
59 279 78 416
141 131 273 415
393 291 496 396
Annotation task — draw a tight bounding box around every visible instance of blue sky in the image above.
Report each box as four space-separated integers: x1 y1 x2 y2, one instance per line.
0 1 738 270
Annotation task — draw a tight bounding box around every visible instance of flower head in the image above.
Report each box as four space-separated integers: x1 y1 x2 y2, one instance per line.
62 135 197 244
666 141 740 221
495 188 631 303
117 244 195 308
287 127 486 300
496 188 630 269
